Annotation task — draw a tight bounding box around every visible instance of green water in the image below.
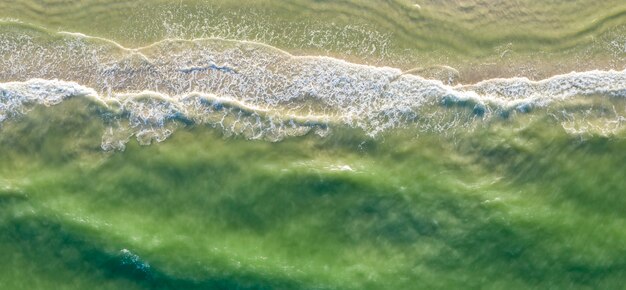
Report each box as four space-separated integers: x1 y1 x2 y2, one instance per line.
1 0 625 80
1 1 626 289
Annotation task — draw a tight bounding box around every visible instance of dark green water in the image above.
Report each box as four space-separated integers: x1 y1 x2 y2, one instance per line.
1 1 626 289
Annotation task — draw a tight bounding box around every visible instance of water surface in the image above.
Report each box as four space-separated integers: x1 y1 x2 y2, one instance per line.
1 1 625 289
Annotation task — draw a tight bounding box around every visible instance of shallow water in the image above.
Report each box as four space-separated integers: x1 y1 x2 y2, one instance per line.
1 1 626 289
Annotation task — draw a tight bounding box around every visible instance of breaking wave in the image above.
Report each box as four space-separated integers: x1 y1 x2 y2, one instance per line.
1 22 626 150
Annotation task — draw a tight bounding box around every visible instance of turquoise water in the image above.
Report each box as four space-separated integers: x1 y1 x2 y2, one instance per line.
1 1 626 289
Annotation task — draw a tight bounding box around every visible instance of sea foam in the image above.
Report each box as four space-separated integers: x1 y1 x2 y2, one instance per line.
1 25 626 149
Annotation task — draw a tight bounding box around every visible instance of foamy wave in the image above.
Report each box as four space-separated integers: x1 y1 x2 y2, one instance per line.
0 79 98 121
1 26 626 148
453 70 626 112
0 79 332 150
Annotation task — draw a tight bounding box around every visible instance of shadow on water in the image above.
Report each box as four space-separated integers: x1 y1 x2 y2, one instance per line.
1 98 625 289
0 208 301 290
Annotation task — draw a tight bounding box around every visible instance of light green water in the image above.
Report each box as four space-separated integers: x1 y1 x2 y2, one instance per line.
1 0 625 80
1 1 626 289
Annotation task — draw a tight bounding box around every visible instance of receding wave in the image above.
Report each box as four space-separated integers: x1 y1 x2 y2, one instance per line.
1 23 626 150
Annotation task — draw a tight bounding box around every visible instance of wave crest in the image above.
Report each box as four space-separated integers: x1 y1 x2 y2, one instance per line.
1 25 626 148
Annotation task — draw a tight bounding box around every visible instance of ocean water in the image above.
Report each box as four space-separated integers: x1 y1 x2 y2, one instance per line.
1 1 625 289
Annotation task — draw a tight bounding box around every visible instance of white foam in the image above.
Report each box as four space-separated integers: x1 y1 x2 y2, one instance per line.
1 26 626 147
0 79 98 118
